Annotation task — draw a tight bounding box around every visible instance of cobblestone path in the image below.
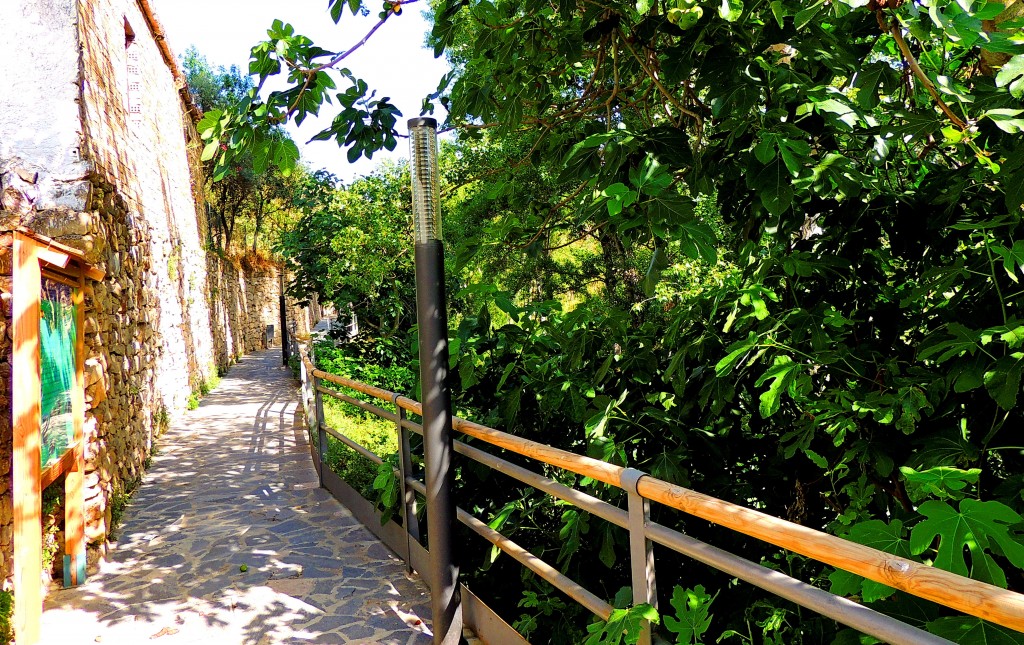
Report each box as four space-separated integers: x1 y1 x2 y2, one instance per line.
39 348 432 644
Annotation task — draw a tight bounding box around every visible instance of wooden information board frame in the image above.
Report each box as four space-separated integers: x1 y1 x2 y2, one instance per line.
11 229 104 645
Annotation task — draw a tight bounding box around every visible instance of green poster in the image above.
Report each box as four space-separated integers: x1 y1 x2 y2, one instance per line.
40 279 77 468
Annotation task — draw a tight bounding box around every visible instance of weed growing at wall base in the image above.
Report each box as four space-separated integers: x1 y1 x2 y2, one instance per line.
154 405 171 435
187 372 222 410
108 478 141 542
199 373 220 396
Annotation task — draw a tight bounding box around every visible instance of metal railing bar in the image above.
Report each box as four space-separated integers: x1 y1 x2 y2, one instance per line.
453 439 629 530
456 508 614 622
396 407 626 527
399 477 612 621
316 384 399 422
405 474 425 497
393 393 421 570
322 425 385 465
400 418 423 433
644 521 953 645
406 474 426 496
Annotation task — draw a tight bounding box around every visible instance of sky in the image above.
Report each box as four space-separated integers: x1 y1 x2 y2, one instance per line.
151 0 451 181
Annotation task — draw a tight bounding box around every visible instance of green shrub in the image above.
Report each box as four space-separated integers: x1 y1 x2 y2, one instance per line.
108 480 139 541
41 485 63 575
313 340 406 518
313 340 415 395
0 590 13 644
320 401 398 497
199 373 220 396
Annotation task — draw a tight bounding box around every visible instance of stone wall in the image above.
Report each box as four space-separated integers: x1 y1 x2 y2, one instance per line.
0 236 14 588
77 0 218 412
0 0 92 213
0 0 317 591
207 254 316 371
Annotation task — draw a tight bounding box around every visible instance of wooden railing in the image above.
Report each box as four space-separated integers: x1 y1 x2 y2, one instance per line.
297 344 1024 645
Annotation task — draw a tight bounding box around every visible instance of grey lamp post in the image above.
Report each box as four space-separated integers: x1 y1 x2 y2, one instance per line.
280 269 289 365
408 117 462 645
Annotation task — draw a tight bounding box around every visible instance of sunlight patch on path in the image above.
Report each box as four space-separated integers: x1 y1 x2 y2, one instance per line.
39 348 431 645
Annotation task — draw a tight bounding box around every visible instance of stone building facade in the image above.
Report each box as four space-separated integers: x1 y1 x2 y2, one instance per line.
0 0 315 594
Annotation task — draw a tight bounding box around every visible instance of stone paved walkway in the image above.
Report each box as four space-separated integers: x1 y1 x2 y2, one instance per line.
39 348 433 644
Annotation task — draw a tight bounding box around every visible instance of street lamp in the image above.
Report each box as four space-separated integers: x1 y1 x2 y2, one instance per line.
408 117 462 645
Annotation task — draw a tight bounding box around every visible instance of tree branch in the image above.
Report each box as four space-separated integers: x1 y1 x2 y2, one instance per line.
314 1 421 73
889 20 968 130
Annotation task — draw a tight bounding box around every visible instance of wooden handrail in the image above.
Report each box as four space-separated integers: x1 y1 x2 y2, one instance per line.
301 352 1024 632
636 478 1024 631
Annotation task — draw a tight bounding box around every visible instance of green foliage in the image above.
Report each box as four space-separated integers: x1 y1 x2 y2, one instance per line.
900 466 982 502
513 589 570 641
41 485 62 574
186 372 221 411
925 617 1024 645
313 341 404 502
108 479 140 541
322 434 384 496
184 47 301 254
371 457 401 525
0 590 12 645
221 0 1024 640
718 600 795 645
274 165 417 333
831 497 1024 602
154 405 171 434
313 340 414 394
195 14 400 180
199 373 220 396
829 519 912 602
911 499 1024 588
664 585 716 644
584 584 716 645
583 604 659 645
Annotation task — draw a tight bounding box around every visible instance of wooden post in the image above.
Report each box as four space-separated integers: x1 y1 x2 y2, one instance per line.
64 273 86 586
12 233 42 644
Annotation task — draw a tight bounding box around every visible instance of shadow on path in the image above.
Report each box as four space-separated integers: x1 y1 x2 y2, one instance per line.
39 348 432 645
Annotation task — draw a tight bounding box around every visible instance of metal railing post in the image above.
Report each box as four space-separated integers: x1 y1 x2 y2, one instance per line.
393 394 421 573
314 376 327 487
299 351 310 421
621 468 657 645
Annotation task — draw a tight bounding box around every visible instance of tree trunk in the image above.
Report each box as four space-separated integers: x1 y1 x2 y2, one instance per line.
598 229 642 307
252 191 265 254
981 0 1022 75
